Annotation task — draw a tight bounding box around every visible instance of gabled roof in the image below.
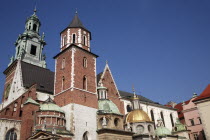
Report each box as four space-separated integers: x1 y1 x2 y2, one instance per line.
21 61 54 94
194 84 210 102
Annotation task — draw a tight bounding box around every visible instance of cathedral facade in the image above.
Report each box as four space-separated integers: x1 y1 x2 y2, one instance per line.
0 9 186 140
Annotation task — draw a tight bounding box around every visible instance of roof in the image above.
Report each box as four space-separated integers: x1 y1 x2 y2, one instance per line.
98 99 121 114
53 44 98 59
119 90 155 103
194 84 210 102
39 97 64 113
126 109 151 123
174 100 190 119
21 61 54 94
68 13 89 32
155 126 171 136
24 97 39 105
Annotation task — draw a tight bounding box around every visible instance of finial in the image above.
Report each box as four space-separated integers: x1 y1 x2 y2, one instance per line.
132 85 136 98
33 4 37 15
106 60 108 64
192 93 197 98
75 8 78 14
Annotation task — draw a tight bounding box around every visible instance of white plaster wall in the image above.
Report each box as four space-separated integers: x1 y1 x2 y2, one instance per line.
61 103 97 140
1 61 26 109
0 119 21 140
36 92 54 101
121 99 132 114
121 99 178 131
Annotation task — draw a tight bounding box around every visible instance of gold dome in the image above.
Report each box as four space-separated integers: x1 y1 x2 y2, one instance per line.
126 110 151 123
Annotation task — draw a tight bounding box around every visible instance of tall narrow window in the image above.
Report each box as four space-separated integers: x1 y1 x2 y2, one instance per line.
83 36 86 46
33 24 37 31
150 110 155 122
72 34 76 43
198 117 202 124
190 119 195 126
62 76 65 91
17 46 20 56
160 112 165 126
170 113 174 127
30 45 37 55
83 76 87 90
62 58 65 69
83 57 87 68
127 105 132 112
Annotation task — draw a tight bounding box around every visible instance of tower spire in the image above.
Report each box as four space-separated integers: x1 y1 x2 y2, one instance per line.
132 85 138 99
33 4 37 15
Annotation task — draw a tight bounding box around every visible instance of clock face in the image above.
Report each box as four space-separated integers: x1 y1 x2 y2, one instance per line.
4 84 11 99
136 125 144 134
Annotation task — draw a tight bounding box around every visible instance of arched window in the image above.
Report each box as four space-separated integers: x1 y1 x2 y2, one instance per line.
170 113 174 127
136 125 144 134
4 84 11 99
62 76 65 91
33 24 37 31
5 129 17 140
83 57 87 68
29 23 31 30
150 110 155 121
160 112 165 126
114 118 119 127
83 36 86 46
72 34 76 43
82 131 89 140
62 58 65 69
126 105 132 112
83 76 87 90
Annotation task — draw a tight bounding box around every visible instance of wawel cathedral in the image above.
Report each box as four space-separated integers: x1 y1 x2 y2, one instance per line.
0 9 190 140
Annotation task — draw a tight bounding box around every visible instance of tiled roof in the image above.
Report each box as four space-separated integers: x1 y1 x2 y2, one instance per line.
194 84 210 102
21 61 54 94
68 13 89 32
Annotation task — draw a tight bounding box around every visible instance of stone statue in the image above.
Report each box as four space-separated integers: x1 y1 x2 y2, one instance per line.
8 56 14 66
102 116 107 127
17 47 25 60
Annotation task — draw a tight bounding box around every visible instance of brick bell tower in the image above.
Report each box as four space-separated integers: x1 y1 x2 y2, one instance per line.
54 12 98 140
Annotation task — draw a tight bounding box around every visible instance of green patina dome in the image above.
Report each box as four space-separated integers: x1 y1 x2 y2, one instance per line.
155 126 172 136
173 119 187 132
98 99 121 114
40 97 64 113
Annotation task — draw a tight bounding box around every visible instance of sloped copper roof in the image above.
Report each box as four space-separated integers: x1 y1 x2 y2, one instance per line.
21 61 54 94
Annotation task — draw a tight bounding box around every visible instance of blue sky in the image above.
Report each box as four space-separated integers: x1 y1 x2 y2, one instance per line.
0 0 210 104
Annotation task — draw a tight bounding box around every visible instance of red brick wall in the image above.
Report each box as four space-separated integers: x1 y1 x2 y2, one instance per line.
61 28 90 51
54 49 72 94
0 85 38 120
20 102 39 139
2 64 16 102
74 48 96 93
54 46 98 109
100 69 125 114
